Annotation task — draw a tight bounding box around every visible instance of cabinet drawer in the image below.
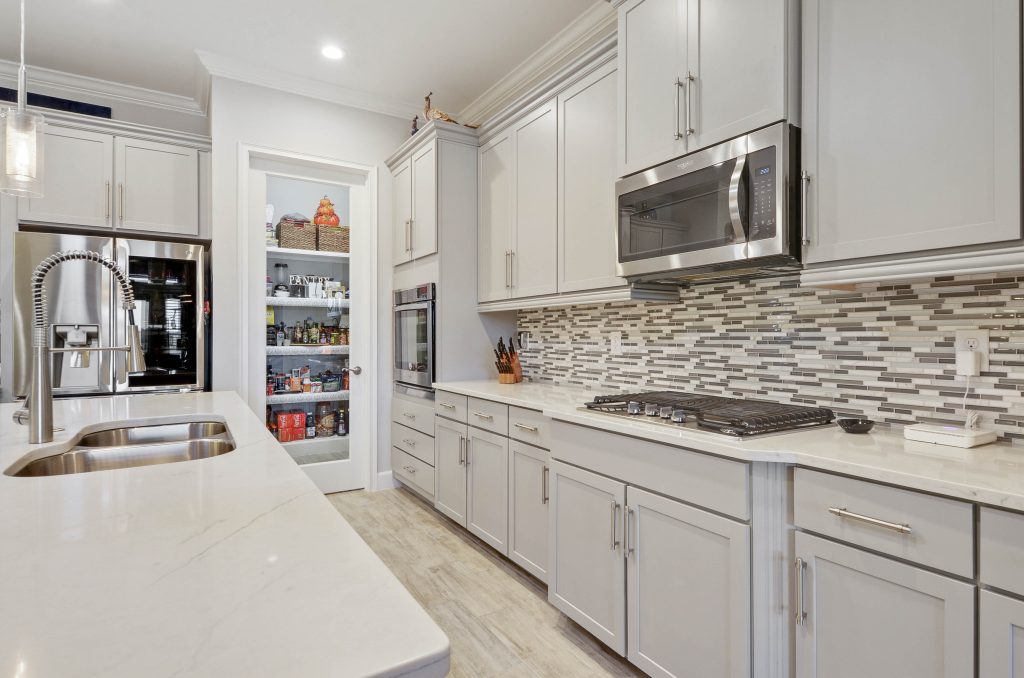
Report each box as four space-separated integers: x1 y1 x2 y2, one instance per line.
467 397 508 436
392 396 434 436
435 391 468 423
393 446 434 500
508 406 550 449
391 421 434 466
794 468 973 577
981 507 1024 595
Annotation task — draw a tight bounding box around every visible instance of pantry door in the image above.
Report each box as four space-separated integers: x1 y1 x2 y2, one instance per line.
243 150 378 494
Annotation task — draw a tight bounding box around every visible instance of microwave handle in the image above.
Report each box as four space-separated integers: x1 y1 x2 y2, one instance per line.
727 155 748 244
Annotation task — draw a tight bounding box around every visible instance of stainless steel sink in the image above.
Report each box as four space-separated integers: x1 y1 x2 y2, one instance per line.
5 420 236 477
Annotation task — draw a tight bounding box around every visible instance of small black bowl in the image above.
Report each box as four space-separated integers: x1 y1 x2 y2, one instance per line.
837 418 875 434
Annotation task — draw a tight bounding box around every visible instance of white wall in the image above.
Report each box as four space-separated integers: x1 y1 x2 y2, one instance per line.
209 76 407 475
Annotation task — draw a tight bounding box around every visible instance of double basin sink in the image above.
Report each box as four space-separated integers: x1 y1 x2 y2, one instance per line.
5 420 236 477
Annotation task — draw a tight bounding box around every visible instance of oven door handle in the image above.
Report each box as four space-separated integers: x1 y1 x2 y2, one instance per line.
727 154 748 245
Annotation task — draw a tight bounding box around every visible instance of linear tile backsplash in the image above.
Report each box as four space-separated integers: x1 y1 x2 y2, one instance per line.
517 273 1024 443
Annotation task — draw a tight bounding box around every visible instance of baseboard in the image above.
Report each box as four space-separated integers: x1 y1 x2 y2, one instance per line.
375 470 399 491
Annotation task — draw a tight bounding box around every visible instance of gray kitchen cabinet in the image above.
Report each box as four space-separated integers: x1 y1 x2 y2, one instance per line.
508 440 549 582
626 486 750 678
18 126 114 229
802 0 1021 265
548 459 627 655
616 0 790 177
391 157 413 265
510 99 558 299
466 427 509 554
410 143 437 260
434 416 468 527
477 128 514 302
981 589 1024 678
115 137 199 236
558 61 625 293
794 531 974 678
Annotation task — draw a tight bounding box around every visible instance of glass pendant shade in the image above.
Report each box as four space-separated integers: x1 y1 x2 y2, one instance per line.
0 106 45 197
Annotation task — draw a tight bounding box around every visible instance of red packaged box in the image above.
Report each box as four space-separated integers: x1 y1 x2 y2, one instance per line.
287 411 305 429
278 426 306 443
275 412 292 430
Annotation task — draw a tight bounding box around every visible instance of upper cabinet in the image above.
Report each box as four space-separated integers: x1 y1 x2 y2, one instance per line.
616 0 793 177
18 124 205 238
802 0 1021 267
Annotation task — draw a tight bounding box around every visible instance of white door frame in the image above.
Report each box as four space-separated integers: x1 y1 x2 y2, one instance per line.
236 143 379 491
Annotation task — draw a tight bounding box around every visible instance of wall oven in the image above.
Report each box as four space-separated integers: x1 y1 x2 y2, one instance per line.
615 123 800 284
394 284 435 392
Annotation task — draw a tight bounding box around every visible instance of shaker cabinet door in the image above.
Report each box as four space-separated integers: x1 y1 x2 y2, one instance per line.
510 99 558 299
794 531 973 678
433 417 468 527
410 143 437 259
981 589 1024 678
392 158 412 265
19 127 114 229
478 130 513 302
802 0 1021 264
466 427 509 554
114 137 199 236
508 441 549 582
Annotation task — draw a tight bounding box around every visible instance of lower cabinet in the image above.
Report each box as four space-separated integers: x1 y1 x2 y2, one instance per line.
981 589 1024 677
466 427 509 554
548 460 627 654
626 486 750 678
794 531 974 678
434 417 468 526
508 440 549 582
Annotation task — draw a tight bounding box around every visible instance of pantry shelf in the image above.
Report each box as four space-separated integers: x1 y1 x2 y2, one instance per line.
266 345 350 356
266 296 350 308
266 246 350 263
281 436 350 466
266 391 350 405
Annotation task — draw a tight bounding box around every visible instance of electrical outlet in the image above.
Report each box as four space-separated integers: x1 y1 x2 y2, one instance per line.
517 331 530 351
610 331 623 355
955 330 989 371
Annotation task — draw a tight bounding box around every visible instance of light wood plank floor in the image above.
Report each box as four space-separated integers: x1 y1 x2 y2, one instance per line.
328 487 643 678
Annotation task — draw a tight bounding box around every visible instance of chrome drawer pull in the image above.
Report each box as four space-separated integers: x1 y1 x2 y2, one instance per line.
402 439 416 447
440 402 456 410
794 557 807 626
403 412 416 420
471 411 494 421
513 422 539 433
828 507 912 535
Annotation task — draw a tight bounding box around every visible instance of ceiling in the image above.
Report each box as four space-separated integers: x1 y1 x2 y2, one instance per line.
0 0 604 115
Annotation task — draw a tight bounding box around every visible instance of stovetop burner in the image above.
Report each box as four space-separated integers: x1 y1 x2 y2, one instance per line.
583 391 834 437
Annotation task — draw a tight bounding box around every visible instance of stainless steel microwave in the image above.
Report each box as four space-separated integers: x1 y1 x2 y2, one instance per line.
615 123 800 284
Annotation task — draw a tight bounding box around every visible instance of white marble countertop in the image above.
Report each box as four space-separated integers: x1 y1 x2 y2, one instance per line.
435 380 1024 511
0 391 449 678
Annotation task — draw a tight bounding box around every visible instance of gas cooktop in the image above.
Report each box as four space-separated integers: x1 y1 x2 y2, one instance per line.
582 391 835 438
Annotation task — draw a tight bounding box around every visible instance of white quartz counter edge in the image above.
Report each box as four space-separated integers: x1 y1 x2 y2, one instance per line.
435 381 1024 512
0 391 449 678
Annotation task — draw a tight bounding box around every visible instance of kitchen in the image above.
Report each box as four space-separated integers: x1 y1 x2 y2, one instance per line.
0 0 1021 676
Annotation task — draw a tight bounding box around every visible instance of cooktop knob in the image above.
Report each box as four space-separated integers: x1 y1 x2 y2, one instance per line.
644 403 659 416
659 406 673 419
627 401 642 415
671 410 687 423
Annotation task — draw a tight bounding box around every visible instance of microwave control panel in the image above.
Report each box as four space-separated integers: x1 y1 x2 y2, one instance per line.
747 146 776 241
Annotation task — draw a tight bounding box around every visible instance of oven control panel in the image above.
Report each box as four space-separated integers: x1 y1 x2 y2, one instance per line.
747 146 777 242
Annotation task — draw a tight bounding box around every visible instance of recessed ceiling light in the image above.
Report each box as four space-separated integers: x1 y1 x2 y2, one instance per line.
321 45 344 60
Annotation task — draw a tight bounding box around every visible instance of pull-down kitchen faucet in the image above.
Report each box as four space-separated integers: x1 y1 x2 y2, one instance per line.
13 250 147 443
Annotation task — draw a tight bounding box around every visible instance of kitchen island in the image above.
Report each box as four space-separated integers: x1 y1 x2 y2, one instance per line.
0 391 449 678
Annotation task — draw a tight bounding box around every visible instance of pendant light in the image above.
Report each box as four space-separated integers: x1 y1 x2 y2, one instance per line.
0 0 45 197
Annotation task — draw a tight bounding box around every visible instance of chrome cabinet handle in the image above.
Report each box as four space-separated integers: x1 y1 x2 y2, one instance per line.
440 402 456 410
513 422 539 433
403 439 416 447
509 250 515 288
542 465 549 504
684 71 695 136
408 217 414 252
674 78 684 140
465 438 471 466
794 557 807 626
800 171 811 246
624 505 636 558
403 412 416 420
727 154 748 244
458 436 465 465
105 181 110 221
118 183 125 224
471 411 494 421
403 465 417 474
404 219 412 252
610 500 620 551
828 507 912 535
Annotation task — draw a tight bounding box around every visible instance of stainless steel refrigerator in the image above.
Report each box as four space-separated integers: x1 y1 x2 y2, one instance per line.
13 231 207 398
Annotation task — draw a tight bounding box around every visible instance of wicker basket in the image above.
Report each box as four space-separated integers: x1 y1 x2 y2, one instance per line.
277 218 316 251
318 225 350 253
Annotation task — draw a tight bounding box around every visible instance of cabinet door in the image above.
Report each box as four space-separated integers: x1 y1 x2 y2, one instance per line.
467 427 509 554
410 143 437 259
626 486 750 678
558 62 625 293
508 441 549 582
434 417 468 527
392 158 412 265
688 0 786 151
19 127 113 228
617 0 688 176
115 137 199 236
981 589 1024 678
802 0 1021 264
548 460 627 655
794 531 974 678
511 99 558 299
478 130 513 302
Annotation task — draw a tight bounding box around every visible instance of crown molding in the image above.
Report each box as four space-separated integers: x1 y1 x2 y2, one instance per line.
456 1 616 127
0 59 205 116
385 119 478 170
196 50 420 121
